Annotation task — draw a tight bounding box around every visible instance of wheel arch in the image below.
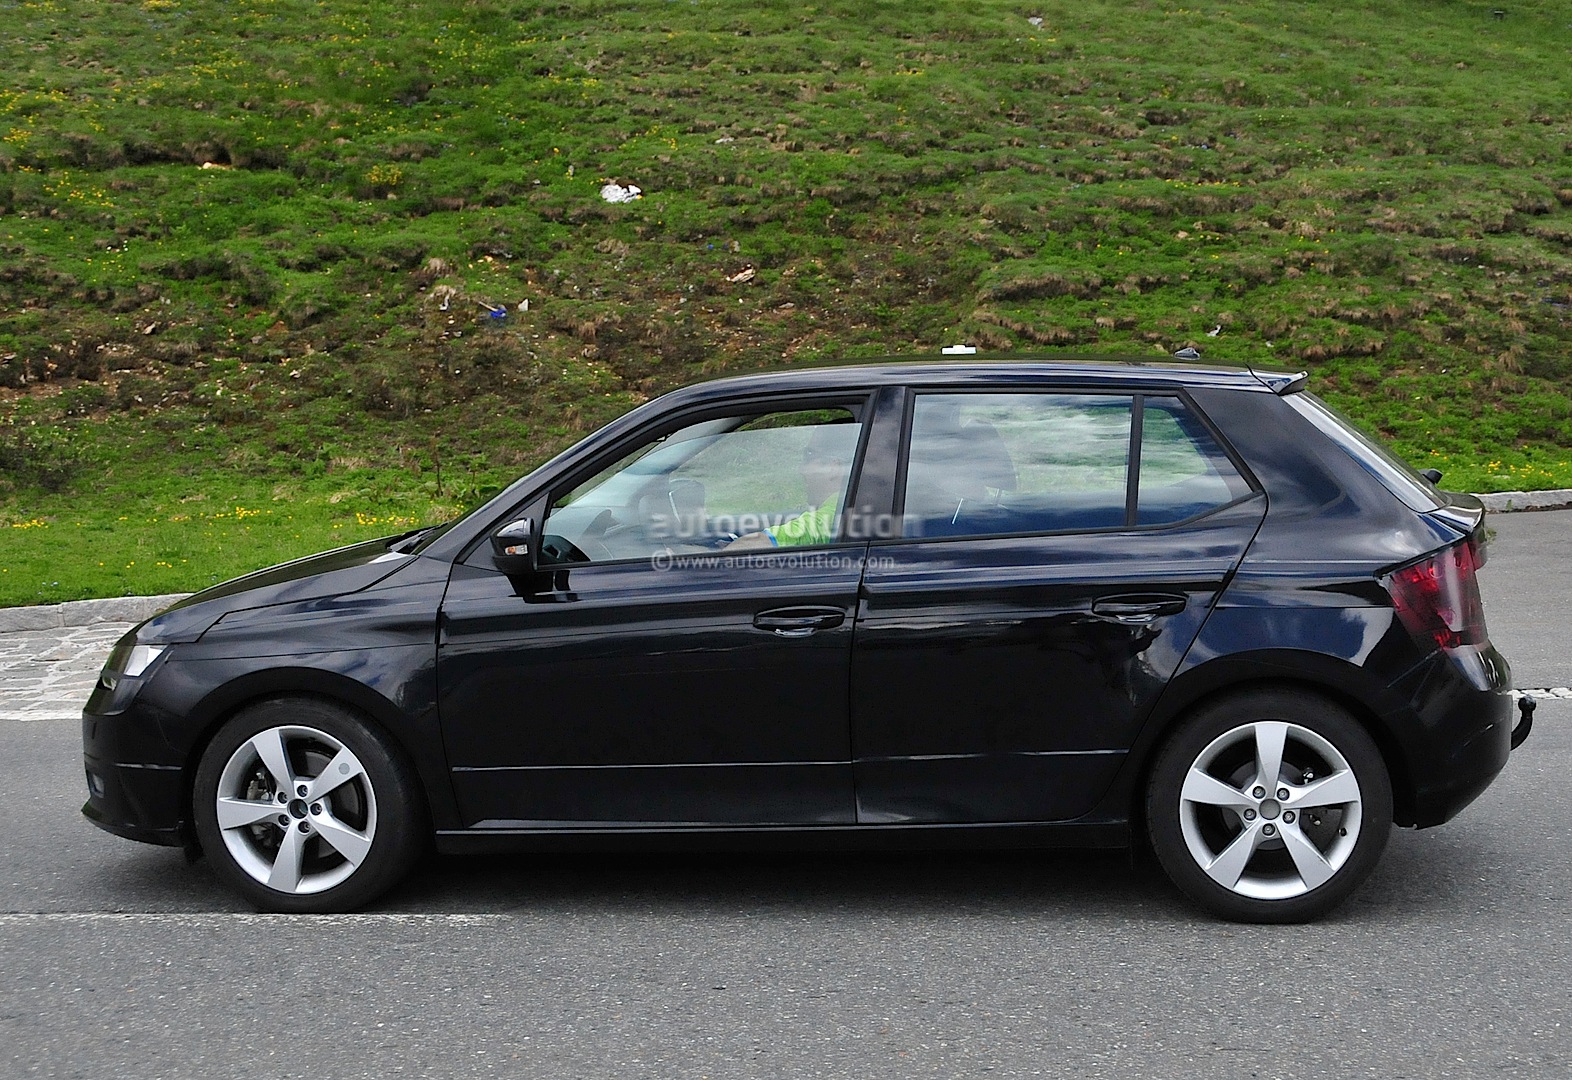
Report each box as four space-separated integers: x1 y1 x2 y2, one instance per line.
177 667 441 848
1116 651 1420 835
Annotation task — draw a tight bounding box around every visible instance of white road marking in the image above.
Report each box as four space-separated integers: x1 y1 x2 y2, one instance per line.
0 912 509 926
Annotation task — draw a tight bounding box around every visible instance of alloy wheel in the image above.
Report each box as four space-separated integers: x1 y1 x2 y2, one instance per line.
1176 720 1364 902
212 724 379 896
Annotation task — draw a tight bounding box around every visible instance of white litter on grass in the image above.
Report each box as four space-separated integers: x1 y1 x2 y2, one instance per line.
600 182 643 204
1028 16 1044 28
941 344 977 355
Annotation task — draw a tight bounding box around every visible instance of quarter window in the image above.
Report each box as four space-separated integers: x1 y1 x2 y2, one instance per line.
1136 399 1254 525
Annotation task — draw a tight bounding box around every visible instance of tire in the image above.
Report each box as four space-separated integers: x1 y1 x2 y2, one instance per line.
1145 688 1392 923
192 698 427 913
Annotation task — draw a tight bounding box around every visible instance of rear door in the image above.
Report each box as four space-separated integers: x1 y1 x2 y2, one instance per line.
851 390 1266 824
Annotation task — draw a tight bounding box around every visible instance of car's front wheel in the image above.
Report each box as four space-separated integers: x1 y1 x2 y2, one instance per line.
1146 689 1392 923
192 698 425 913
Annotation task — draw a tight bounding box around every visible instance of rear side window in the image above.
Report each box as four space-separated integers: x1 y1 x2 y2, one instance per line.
901 392 1251 540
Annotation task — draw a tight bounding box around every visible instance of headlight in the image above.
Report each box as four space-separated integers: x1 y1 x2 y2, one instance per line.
99 643 167 692
121 644 166 677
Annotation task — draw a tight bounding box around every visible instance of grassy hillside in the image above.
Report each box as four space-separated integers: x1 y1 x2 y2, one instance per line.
3 0 1572 604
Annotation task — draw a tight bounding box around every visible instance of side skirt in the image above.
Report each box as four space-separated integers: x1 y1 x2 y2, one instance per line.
434 819 1130 855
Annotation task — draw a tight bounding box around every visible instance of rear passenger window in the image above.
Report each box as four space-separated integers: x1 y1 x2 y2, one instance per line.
901 392 1250 539
902 394 1132 538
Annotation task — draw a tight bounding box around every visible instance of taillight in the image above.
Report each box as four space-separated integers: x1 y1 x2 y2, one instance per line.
1384 536 1488 651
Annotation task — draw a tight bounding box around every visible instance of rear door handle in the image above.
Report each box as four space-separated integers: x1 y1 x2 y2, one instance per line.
753 606 846 638
1091 594 1188 624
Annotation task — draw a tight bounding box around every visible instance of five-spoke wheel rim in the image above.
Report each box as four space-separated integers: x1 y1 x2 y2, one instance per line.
214 725 378 895
1177 720 1363 901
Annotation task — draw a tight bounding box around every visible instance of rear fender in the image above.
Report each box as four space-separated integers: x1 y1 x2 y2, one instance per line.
1090 613 1428 830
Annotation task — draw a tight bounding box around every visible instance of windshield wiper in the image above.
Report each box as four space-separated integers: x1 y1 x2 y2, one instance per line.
388 525 441 554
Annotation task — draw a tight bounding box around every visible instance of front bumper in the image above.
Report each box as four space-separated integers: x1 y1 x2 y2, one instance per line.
81 710 187 847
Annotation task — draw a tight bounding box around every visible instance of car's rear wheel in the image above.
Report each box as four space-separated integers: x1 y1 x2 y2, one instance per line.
1146 689 1392 923
193 698 425 913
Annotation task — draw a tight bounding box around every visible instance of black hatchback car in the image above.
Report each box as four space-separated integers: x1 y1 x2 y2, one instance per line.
82 358 1529 921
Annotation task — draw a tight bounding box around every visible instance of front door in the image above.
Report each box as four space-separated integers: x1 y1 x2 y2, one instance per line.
438 402 873 828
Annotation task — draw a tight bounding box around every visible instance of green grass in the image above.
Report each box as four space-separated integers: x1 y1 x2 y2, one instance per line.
4 498 423 606
3 0 1572 604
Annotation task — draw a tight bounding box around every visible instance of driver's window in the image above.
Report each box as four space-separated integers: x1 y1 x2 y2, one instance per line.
540 405 863 564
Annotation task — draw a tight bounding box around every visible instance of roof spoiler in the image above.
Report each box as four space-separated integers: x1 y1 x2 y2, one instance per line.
1170 348 1308 395
1248 365 1308 395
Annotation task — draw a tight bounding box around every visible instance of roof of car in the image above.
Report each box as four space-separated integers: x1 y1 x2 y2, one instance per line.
663 355 1305 404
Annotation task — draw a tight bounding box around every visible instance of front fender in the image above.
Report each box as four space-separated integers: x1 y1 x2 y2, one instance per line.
135 647 461 835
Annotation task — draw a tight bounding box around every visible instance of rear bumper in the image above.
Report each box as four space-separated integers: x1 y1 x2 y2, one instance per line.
1397 643 1517 829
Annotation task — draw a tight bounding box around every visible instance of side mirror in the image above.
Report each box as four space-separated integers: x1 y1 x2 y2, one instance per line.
490 518 535 574
1419 468 1443 485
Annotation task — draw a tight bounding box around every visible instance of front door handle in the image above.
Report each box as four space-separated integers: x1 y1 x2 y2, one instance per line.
1091 594 1188 624
753 607 846 638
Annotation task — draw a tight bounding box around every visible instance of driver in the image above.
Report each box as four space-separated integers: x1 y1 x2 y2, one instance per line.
727 424 855 550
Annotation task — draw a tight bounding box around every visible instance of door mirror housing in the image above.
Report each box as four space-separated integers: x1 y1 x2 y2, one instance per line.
490 518 535 574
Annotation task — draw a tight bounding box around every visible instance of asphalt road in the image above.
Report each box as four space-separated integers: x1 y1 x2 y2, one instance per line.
3 512 1570 1078
1481 509 1572 691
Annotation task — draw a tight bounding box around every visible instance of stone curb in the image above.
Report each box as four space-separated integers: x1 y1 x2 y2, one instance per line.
0 594 189 634
2 488 1570 631
1474 489 1572 513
